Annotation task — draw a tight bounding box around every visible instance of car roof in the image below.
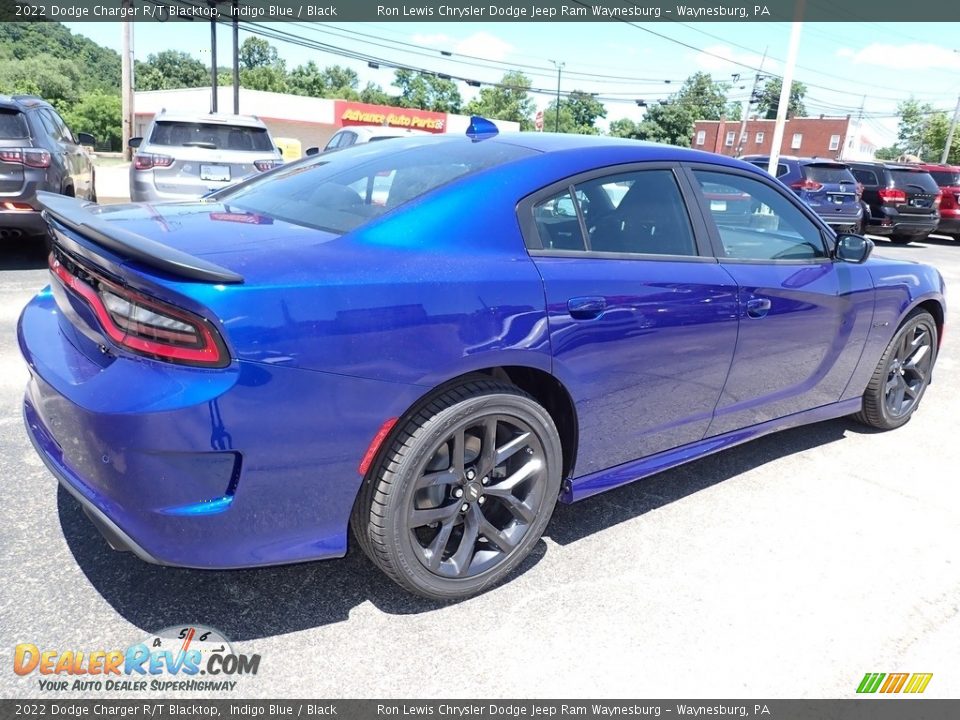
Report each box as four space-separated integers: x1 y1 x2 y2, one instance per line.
0 94 51 111
742 154 846 165
153 112 268 128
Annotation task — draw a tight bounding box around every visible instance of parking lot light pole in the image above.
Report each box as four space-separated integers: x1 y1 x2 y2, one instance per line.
767 4 804 177
941 94 960 164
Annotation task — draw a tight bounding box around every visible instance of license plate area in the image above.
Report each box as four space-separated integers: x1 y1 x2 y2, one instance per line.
710 200 727 212
200 164 230 182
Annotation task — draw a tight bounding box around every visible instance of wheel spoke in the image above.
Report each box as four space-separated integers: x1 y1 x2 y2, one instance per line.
904 384 918 400
893 383 907 413
451 428 466 474
448 508 479 577
484 458 542 495
495 431 532 467
425 519 456 571
409 502 459 529
477 417 498 477
478 514 517 553
415 468 459 490
904 343 929 371
885 375 899 394
493 492 537 524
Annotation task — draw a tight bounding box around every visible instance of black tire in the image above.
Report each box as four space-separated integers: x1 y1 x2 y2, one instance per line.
889 235 914 245
854 310 937 430
352 378 563 600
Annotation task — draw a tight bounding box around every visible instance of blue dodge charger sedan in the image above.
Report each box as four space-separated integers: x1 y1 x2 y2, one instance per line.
19 124 945 599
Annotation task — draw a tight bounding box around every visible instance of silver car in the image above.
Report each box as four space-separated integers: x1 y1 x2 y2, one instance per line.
129 112 283 202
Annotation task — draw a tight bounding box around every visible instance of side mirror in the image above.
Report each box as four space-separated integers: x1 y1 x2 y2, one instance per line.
75 132 96 146
128 137 143 149
304 147 320 157
835 234 873 264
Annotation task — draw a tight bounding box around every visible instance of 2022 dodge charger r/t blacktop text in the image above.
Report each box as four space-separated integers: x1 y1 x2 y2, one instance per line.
19 125 946 600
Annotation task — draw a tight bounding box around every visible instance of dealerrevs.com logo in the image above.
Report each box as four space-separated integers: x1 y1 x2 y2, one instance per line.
857 672 933 694
13 625 260 693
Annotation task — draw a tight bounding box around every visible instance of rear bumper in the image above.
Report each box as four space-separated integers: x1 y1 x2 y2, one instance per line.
0 208 46 234
936 217 960 235
865 215 939 237
18 289 424 569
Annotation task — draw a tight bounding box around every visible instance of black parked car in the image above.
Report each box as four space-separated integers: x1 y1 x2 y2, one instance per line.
846 161 941 244
0 94 96 241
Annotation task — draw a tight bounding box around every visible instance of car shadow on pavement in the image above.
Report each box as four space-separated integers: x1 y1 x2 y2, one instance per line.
57 486 546 640
0 242 48 270
60 415 857 640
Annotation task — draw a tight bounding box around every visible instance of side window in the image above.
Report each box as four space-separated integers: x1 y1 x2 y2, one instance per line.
339 131 357 148
851 168 877 186
534 188 586 251
533 170 697 257
37 109 60 140
46 109 74 143
693 170 827 261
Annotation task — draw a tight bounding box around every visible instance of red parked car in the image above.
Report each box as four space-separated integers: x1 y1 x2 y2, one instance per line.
917 163 960 239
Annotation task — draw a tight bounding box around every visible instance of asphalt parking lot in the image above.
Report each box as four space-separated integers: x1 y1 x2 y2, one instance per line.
1 233 958 699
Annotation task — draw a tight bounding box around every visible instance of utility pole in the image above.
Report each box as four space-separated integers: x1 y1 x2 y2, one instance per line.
232 0 240 114
942 94 960 164
209 2 218 113
768 3 804 177
550 60 564 133
120 9 134 160
735 48 767 157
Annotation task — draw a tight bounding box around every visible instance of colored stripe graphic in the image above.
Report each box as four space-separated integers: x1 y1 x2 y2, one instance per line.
880 673 909 693
903 673 933 694
857 673 885 693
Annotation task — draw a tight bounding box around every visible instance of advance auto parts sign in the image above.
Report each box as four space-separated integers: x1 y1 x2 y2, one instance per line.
336 101 446 133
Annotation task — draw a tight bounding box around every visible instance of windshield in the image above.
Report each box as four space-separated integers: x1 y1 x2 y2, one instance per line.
0 109 29 139
149 121 273 151
218 138 536 234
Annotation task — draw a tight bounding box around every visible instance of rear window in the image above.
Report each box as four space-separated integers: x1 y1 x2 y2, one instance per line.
0 109 29 139
890 170 940 193
929 170 960 186
803 164 856 184
219 138 535 234
149 121 273 151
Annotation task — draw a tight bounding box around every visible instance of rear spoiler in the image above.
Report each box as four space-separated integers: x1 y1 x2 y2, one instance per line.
37 192 244 284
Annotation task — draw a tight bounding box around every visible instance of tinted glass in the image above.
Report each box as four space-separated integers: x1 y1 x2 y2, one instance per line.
929 170 960 186
48 110 74 143
0 109 29 139
221 138 535 234
891 170 942 193
851 168 879 186
150 121 273 151
694 170 826 261
580 170 696 256
804 164 856 184
534 189 586 251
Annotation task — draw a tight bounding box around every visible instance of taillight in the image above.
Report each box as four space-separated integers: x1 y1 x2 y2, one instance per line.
253 159 284 172
791 179 823 191
878 188 907 204
133 153 174 170
933 190 942 207
49 253 229 368
0 148 51 168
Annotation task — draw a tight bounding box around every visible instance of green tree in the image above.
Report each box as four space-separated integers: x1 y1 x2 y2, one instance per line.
633 72 732 147
0 22 120 92
394 69 462 113
0 54 84 110
359 82 392 105
464 71 536 130
62 91 122 151
608 118 644 139
756 77 807 119
239 37 281 70
544 90 606 134
135 50 209 91
874 146 901 161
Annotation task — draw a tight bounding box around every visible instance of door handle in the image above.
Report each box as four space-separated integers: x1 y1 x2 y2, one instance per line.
567 296 606 320
745 297 772 319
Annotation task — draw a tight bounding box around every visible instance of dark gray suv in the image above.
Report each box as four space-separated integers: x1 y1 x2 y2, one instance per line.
0 94 96 241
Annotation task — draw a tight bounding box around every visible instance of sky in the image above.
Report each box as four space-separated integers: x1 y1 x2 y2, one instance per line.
64 19 960 147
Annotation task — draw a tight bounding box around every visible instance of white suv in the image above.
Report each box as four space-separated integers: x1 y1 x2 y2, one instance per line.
129 112 283 202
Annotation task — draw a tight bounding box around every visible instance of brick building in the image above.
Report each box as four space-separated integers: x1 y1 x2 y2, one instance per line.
692 116 877 161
